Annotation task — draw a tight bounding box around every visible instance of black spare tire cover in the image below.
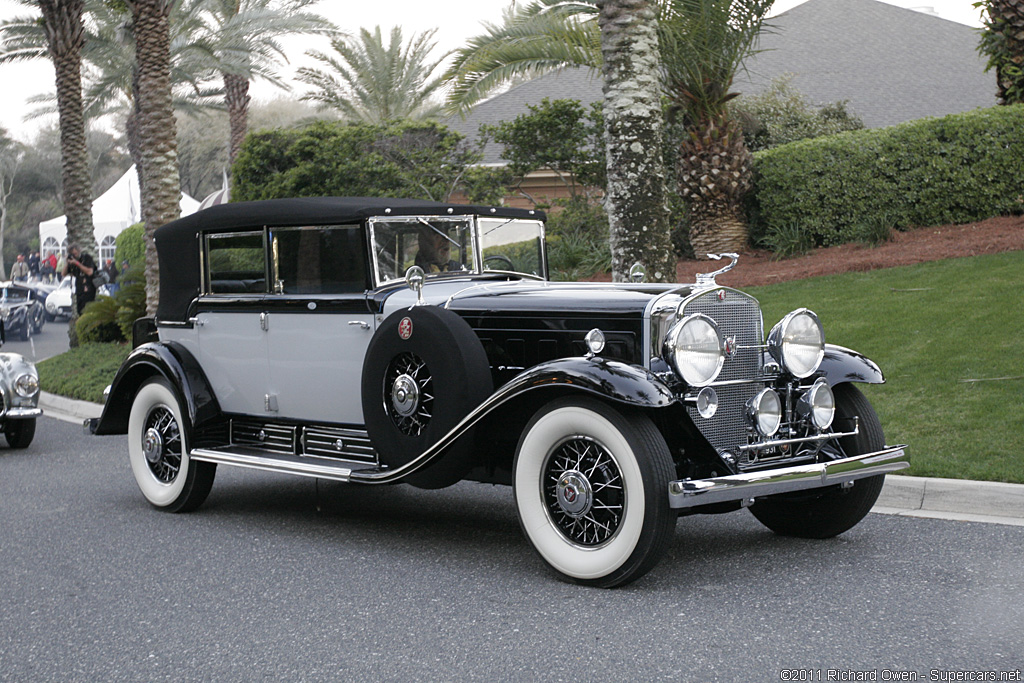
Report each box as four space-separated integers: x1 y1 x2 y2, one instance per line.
361 305 493 488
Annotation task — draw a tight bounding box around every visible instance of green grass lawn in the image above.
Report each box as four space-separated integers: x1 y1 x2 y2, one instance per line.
37 342 131 404
747 250 1024 484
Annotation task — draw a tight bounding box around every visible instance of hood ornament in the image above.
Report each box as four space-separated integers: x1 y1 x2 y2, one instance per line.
695 253 739 289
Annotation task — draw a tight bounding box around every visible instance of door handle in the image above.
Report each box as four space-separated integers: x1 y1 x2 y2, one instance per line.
348 320 371 330
188 317 205 327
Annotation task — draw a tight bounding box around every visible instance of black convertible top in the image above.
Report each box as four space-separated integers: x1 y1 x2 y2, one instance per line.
154 197 545 322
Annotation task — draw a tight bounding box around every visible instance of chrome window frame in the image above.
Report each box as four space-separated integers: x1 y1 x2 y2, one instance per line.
367 215 479 288
202 229 269 296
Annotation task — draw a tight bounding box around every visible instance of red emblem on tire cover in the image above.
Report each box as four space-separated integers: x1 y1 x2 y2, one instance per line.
398 317 413 340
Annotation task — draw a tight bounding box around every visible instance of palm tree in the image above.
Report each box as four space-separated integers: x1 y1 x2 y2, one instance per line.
0 128 25 281
445 0 771 259
595 0 674 282
977 0 1024 105
197 0 333 165
659 0 772 256
443 1 600 117
297 26 448 124
0 1 95 258
123 0 181 314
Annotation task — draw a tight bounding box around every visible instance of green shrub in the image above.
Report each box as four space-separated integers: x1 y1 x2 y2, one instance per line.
733 76 864 152
115 222 145 272
37 342 131 404
750 104 1024 247
74 265 147 344
544 199 611 281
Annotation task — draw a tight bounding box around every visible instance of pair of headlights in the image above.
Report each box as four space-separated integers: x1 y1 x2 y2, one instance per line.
663 307 826 387
746 378 835 437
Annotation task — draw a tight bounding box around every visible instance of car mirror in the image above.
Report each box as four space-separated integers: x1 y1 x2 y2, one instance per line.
405 265 425 306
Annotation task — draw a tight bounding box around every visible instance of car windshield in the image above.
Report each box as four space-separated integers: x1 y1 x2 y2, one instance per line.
477 217 545 278
370 217 475 284
0 287 29 303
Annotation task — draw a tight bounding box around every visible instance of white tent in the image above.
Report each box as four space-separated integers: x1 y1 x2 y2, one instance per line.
39 165 200 266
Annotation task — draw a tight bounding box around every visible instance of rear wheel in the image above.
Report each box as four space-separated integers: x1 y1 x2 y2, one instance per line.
127 378 215 512
514 397 675 588
749 383 885 538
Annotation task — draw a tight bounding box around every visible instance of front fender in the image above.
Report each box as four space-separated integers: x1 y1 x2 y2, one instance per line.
350 357 675 485
819 344 885 385
92 341 220 436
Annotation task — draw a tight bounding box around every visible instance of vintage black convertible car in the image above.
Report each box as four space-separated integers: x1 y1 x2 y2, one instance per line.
92 198 909 587
1 282 45 341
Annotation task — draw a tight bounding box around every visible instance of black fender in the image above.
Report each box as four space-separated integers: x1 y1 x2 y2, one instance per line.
92 341 220 436
819 344 885 386
349 356 676 485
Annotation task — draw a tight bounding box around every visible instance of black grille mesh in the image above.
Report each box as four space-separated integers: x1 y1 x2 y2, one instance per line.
682 290 764 453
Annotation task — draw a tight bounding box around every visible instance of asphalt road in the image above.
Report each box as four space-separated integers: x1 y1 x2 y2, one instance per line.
1 417 1022 682
3 315 71 363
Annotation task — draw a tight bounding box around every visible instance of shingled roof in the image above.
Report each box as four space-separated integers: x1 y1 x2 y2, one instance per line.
446 0 996 165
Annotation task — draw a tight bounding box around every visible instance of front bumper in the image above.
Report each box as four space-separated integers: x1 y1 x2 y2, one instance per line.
668 445 909 509
3 407 43 419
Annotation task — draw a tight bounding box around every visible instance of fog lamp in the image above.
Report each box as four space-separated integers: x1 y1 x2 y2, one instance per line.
747 388 782 437
584 328 606 355
798 378 835 430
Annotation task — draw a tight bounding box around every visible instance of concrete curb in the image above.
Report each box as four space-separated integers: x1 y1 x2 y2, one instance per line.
40 393 1024 525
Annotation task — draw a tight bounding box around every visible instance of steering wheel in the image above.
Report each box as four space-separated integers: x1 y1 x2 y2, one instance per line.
483 254 515 271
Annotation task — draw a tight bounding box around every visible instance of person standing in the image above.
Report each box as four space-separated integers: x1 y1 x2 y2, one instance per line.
10 254 30 281
62 243 97 314
28 251 40 278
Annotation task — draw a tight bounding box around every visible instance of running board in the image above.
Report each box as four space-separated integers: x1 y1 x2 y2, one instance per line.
190 447 380 483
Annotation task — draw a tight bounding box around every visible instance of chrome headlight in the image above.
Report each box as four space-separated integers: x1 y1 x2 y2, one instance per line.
0 305 9 318
663 314 724 387
14 373 39 398
747 388 782 437
767 309 825 379
798 378 835 430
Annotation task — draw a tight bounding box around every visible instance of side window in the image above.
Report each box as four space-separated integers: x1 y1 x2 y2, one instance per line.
271 225 367 295
206 231 266 294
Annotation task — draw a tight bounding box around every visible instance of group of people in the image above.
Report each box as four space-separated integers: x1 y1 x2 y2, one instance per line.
8 251 59 283
9 246 126 315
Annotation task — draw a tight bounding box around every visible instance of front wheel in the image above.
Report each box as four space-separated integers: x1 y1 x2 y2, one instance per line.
127 378 216 512
4 419 36 449
749 383 885 538
514 397 676 588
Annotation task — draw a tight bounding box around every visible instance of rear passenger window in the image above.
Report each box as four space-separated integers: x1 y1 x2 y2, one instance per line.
271 225 366 295
206 231 266 294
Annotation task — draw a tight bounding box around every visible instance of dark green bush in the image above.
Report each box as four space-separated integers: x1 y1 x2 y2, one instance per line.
75 265 147 344
115 223 145 271
545 198 611 281
750 104 1024 248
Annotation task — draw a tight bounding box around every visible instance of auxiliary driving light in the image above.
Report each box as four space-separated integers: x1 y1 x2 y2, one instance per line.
797 378 835 430
747 388 782 437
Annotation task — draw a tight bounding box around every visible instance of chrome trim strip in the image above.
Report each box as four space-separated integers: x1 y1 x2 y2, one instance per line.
190 447 368 483
668 445 909 509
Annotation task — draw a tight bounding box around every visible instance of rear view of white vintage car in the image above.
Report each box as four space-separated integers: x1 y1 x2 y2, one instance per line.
92 198 909 586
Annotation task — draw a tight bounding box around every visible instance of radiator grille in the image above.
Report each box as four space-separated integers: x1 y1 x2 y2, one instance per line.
682 289 764 453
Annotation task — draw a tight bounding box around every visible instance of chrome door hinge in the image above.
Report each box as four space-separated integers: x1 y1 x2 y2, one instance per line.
260 311 269 331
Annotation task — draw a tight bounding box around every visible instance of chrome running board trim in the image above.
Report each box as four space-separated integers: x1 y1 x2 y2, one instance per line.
668 445 909 509
190 447 378 483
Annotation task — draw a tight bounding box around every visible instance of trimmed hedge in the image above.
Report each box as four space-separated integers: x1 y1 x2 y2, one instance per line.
750 104 1024 247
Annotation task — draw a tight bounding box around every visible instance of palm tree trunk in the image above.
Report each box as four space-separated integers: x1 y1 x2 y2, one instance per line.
224 72 251 167
38 0 93 347
595 0 675 283
127 0 181 315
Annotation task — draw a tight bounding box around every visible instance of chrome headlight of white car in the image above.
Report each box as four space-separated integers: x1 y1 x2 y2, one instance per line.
14 373 39 398
767 308 825 379
663 313 725 387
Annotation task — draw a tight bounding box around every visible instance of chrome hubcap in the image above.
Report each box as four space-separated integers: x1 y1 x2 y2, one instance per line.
391 374 420 417
142 427 164 464
555 471 593 517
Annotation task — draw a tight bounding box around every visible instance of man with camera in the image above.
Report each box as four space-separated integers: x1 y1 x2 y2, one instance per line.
62 243 97 315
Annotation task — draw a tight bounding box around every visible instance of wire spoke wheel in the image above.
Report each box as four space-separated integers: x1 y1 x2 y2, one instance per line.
543 437 625 547
142 404 182 484
383 352 433 436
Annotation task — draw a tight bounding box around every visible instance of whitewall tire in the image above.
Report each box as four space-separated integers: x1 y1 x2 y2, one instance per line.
514 397 675 588
127 378 215 512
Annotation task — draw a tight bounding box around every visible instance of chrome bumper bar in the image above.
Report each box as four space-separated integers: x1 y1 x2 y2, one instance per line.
668 445 909 509
5 407 43 419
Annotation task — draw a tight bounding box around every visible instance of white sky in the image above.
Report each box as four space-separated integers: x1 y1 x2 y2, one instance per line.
0 0 985 142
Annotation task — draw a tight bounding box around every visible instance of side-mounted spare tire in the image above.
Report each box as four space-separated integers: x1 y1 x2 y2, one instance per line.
361 306 493 489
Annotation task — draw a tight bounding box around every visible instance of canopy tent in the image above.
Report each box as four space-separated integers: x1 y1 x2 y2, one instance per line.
39 165 200 267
